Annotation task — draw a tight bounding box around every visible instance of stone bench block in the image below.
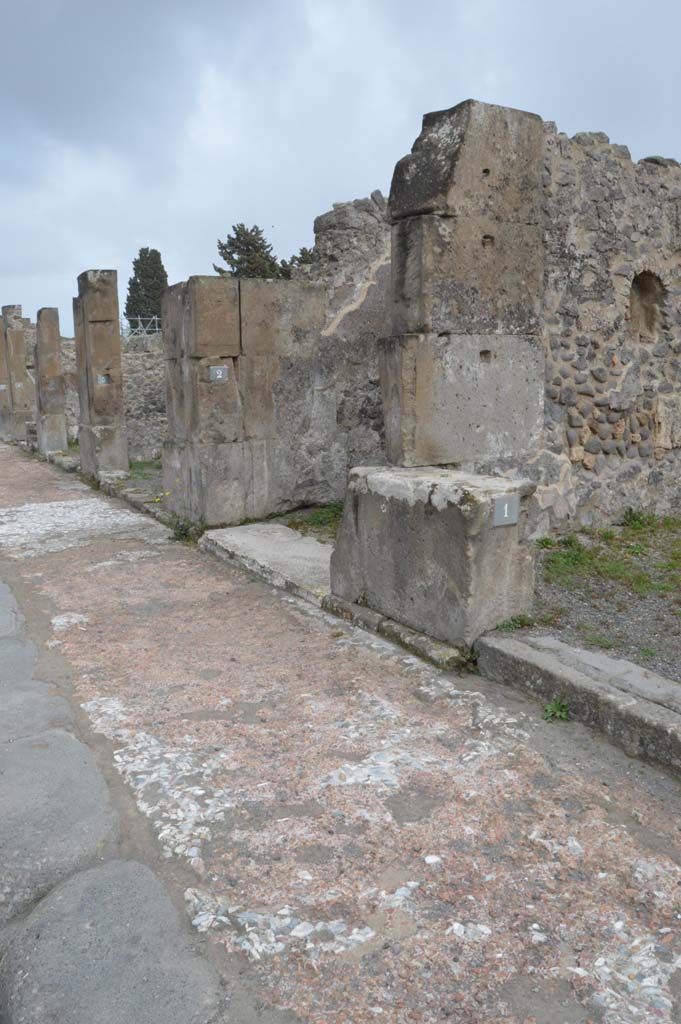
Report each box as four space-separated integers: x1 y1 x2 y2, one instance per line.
330 466 536 646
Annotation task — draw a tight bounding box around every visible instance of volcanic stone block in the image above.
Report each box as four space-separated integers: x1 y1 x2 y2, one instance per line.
391 214 543 336
35 307 68 455
0 728 118 925
0 861 221 1024
380 333 544 466
75 270 128 478
331 467 536 646
389 99 544 223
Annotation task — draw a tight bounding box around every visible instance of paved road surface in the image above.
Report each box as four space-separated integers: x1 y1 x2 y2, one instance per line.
1 443 680 1023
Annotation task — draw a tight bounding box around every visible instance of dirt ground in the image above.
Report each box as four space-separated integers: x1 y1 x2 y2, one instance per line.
506 514 681 683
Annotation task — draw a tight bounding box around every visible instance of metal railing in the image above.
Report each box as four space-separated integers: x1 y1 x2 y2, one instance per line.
121 316 162 337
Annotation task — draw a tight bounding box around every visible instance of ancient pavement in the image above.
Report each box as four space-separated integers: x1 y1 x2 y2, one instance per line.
0 443 680 1024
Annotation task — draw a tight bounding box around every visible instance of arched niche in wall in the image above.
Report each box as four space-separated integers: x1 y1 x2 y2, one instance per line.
629 271 666 343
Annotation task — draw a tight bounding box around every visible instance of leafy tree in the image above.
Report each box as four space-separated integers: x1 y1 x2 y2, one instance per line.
214 224 282 279
214 225 316 280
125 247 168 323
280 246 315 279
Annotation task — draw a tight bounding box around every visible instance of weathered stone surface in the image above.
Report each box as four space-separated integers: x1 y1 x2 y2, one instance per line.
74 270 128 478
389 99 544 222
477 634 681 774
391 214 543 336
534 121 681 528
0 861 221 1024
201 522 332 605
380 332 544 467
0 728 118 924
2 307 36 443
331 467 536 646
0 680 72 743
76 268 119 322
0 317 12 441
163 273 370 526
296 191 389 468
35 307 68 455
184 275 240 359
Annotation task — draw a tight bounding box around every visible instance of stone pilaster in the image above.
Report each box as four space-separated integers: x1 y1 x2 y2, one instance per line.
74 270 128 479
35 308 68 455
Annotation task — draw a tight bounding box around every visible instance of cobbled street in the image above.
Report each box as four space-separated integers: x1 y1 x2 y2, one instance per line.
1 443 680 1024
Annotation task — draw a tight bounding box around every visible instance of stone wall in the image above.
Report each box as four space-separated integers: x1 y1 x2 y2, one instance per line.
61 336 166 460
532 125 681 531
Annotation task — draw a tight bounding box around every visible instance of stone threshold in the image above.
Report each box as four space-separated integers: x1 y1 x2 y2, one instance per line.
477 633 681 776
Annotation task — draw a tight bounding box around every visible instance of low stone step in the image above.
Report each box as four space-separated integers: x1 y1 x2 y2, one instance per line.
200 522 332 605
477 633 681 774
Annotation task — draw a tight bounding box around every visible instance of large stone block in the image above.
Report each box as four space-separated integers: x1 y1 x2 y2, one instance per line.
163 439 283 527
331 467 536 646
184 276 240 359
389 99 544 223
391 214 543 336
240 279 325 358
380 333 544 467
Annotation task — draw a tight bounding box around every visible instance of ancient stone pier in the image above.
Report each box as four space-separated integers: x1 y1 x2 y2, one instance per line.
73 270 129 479
1 306 36 443
35 307 68 455
0 317 11 441
382 100 545 466
331 101 539 644
163 271 386 527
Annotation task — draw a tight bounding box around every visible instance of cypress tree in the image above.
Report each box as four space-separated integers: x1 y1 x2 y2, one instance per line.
125 247 168 323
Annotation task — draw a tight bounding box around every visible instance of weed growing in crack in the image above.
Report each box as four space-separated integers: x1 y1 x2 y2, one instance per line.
543 698 570 722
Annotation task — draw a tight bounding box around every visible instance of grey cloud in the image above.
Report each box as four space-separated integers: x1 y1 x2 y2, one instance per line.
1 0 679 333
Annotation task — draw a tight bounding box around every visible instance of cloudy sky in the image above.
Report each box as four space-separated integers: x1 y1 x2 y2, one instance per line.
2 0 680 334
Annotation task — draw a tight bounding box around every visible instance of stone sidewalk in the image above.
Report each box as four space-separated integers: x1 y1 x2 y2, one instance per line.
1 443 681 1023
